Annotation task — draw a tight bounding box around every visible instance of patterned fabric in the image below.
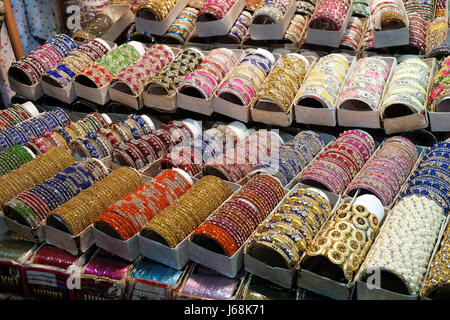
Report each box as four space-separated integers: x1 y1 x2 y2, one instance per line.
0 23 15 105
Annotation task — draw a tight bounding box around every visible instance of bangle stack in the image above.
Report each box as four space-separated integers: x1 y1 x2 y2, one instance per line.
227 10 253 44
95 168 193 240
299 129 376 194
255 53 309 112
429 56 450 112
0 104 35 131
434 0 447 17
338 56 391 111
113 44 175 96
421 222 450 298
132 259 184 285
8 34 77 85
345 136 418 206
136 0 177 21
162 7 199 44
425 17 449 57
43 39 110 88
0 147 75 208
370 0 407 31
405 1 428 54
296 0 315 16
148 48 205 96
400 142 450 213
352 0 370 17
141 175 233 248
204 129 283 182
245 187 332 269
77 43 142 88
359 195 445 295
179 48 239 99
73 12 113 41
47 166 143 235
198 0 237 20
380 58 431 117
217 48 275 106
305 198 383 282
253 0 293 24
4 159 109 229
284 14 308 45
340 17 364 50
309 0 350 31
296 53 351 109
0 238 34 262
0 145 35 176
253 130 325 187
84 251 132 280
32 245 79 270
192 174 285 257
112 119 193 169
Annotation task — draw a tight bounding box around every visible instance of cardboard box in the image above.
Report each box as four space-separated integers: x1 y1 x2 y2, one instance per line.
382 58 437 134
74 79 111 106
93 227 140 263
372 9 410 48
244 183 340 289
249 0 296 40
173 263 246 300
0 240 35 296
24 245 91 300
305 5 353 47
8 76 43 102
3 214 45 243
139 180 241 271
135 0 189 36
196 0 246 37
126 258 189 300
72 249 133 300
337 56 398 129
429 111 450 132
43 224 95 257
250 55 317 127
100 5 135 42
294 54 356 127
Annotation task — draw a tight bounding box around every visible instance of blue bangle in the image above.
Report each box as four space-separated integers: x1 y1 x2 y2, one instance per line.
57 64 76 79
165 30 187 42
83 139 101 159
53 108 71 126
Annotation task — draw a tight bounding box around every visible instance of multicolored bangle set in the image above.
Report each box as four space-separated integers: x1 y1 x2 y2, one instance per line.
299 129 376 194
217 48 275 106
78 43 142 88
4 159 109 229
199 0 236 20
162 7 199 44
204 129 283 182
352 0 369 17
0 104 35 132
0 147 75 208
405 2 428 54
161 123 244 176
42 39 110 88
370 0 407 31
429 56 450 112
179 48 239 99
253 130 325 187
338 56 391 111
227 10 253 44
380 58 431 117
245 187 332 269
345 136 418 206
309 0 350 31
94 168 193 241
359 195 445 295
9 34 77 85
113 44 175 96
0 108 71 152
253 0 293 24
400 142 450 213
47 166 143 235
148 48 205 96
0 145 35 176
192 174 285 257
426 17 448 57
340 17 364 50
306 198 382 282
296 54 350 109
141 175 233 248
112 119 193 169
